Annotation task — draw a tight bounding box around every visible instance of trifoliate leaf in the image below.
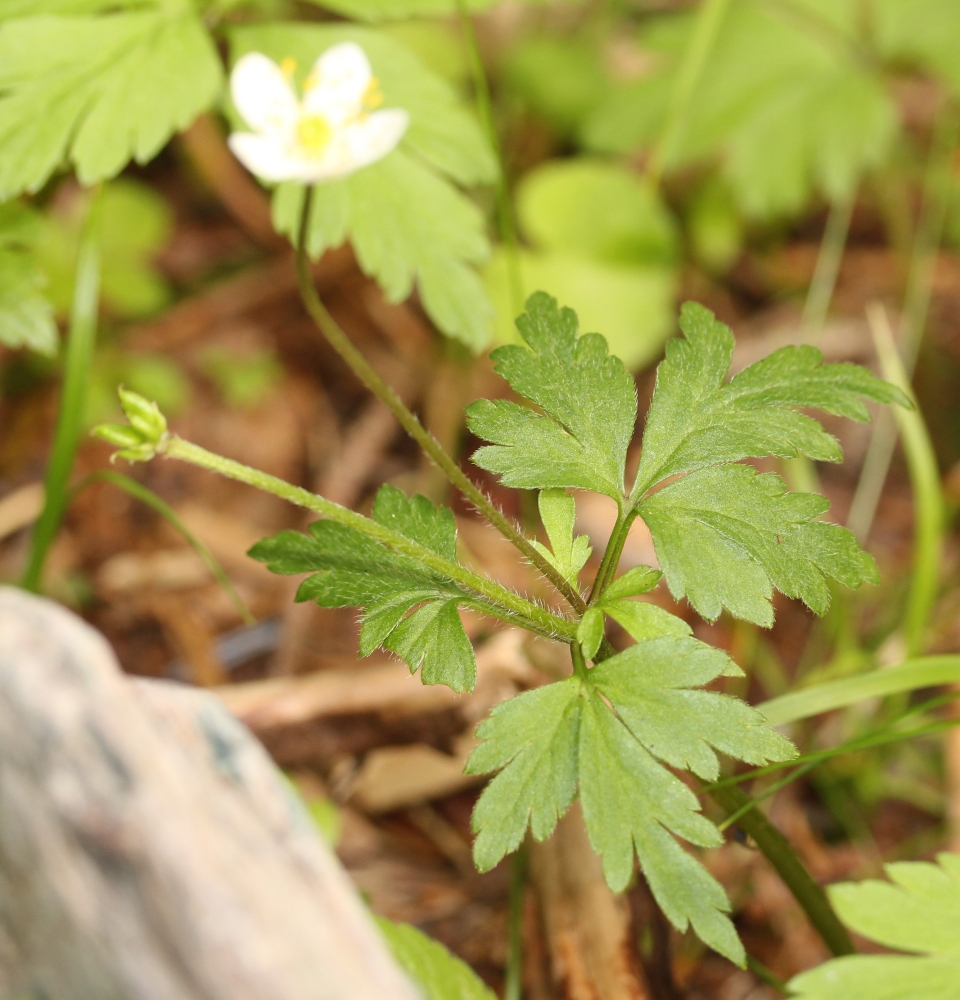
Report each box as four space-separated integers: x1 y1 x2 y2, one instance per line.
376 917 496 1000
577 686 744 966
232 23 495 348
467 678 582 871
0 7 221 197
533 488 592 584
589 637 794 782
468 635 793 962
789 853 960 1000
0 202 56 355
638 465 879 625
467 292 637 499
249 485 477 691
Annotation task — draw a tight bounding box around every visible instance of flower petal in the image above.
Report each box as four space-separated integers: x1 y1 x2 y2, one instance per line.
231 53 298 136
228 132 311 183
302 42 373 126
301 108 410 182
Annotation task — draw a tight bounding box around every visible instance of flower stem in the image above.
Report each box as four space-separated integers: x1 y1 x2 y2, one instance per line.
159 433 575 643
708 782 855 957
22 187 102 592
294 188 586 615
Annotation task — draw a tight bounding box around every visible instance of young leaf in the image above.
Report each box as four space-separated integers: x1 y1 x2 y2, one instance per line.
249 485 478 692
602 565 661 600
0 7 221 197
0 202 56 355
533 488 592 583
231 24 496 348
600 599 690 644
467 292 638 499
376 916 497 1000
577 687 745 966
467 678 582 871
589 637 795 782
789 853 960 1000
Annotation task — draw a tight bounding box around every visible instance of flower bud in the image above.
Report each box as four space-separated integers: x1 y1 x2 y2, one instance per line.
118 387 167 441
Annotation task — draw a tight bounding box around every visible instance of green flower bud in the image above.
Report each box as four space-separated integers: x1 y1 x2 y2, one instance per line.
118 387 167 442
91 423 143 450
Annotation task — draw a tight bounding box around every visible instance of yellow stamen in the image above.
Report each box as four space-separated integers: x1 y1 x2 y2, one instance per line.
296 114 332 156
363 76 384 110
280 56 297 83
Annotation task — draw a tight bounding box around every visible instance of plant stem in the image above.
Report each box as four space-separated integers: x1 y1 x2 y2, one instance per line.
589 507 637 603
72 469 254 625
294 190 586 615
709 782 855 957
866 302 944 656
22 188 102 592
802 189 856 343
504 846 527 1000
453 0 524 318
160 434 576 643
647 0 731 189
746 954 788 996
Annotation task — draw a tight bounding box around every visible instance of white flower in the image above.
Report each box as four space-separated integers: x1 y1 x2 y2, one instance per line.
228 42 409 184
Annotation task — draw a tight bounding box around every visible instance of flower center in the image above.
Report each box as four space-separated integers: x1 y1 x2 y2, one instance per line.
296 114 332 156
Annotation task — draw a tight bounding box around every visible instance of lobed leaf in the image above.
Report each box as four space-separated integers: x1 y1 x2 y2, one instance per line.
632 302 909 496
468 634 794 963
789 853 960 1000
0 7 221 197
533 488 592 583
638 465 879 625
467 292 637 499
250 485 477 691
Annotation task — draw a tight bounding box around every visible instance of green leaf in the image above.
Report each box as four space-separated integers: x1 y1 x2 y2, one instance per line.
0 202 56 355
231 23 495 348
602 565 662 600
468 636 793 963
626 301 904 624
873 0 960 96
484 248 676 371
589 637 795 782
576 608 605 660
517 159 679 268
599 599 691 644
376 916 496 1000
788 853 960 1000
249 485 477 692
467 678 582 871
758 655 960 727
634 302 910 495
0 8 221 197
534 488 591 583
638 464 879 625
467 292 637 499
577 686 744 966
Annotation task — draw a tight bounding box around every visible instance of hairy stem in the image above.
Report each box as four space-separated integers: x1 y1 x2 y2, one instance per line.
22 187 102 592
294 189 586 614
866 302 943 656
709 783 855 957
160 434 575 643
